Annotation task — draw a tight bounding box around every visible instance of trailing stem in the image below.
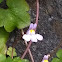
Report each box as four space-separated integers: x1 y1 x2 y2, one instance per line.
36 0 39 25
21 30 34 62
21 41 32 59
21 0 39 60
11 30 20 59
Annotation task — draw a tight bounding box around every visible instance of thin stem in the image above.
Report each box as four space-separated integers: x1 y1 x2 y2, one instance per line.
11 30 20 59
11 47 13 59
36 0 39 25
25 41 34 62
21 0 39 59
21 41 32 59
21 29 34 62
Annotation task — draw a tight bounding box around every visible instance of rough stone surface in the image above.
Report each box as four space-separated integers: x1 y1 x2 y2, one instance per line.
0 0 62 62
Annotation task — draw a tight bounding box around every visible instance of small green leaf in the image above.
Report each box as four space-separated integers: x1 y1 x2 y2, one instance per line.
0 0 3 3
0 54 6 62
0 27 9 54
5 57 12 62
0 27 9 43
13 57 21 62
0 44 7 54
21 59 29 62
51 58 60 62
13 57 29 62
7 47 17 57
59 59 62 62
56 49 62 59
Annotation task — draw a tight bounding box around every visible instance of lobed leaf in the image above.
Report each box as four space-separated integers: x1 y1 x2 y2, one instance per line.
0 27 9 43
0 54 29 62
13 57 29 62
51 58 60 62
0 0 3 3
5 57 12 62
21 59 29 62
0 44 7 54
7 47 17 57
56 49 62 59
0 0 30 32
0 27 9 54
0 54 6 62
13 57 21 62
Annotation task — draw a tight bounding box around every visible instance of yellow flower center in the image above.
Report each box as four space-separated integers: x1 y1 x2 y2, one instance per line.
44 60 48 62
30 30 35 33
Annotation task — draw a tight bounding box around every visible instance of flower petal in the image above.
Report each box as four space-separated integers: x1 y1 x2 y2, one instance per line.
29 23 34 29
36 34 43 40
42 60 48 62
22 34 31 41
43 55 49 59
27 30 35 35
26 30 30 35
33 23 37 29
41 55 49 62
31 35 37 42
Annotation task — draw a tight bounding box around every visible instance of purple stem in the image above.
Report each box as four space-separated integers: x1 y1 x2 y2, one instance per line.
36 0 39 25
25 41 34 62
21 0 39 59
21 41 32 59
21 29 34 62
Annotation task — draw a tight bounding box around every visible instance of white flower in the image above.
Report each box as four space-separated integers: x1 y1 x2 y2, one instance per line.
22 23 43 42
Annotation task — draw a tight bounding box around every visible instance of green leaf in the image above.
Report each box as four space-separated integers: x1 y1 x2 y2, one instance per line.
21 59 29 62
0 27 9 54
0 27 9 43
51 58 60 62
5 57 12 62
0 0 30 32
0 44 7 54
13 57 21 62
0 54 6 62
7 47 17 57
0 0 3 3
13 57 29 62
59 59 62 62
56 49 62 59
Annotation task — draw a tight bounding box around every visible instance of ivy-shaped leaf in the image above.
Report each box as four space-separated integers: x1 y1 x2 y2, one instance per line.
0 0 3 3
13 57 29 62
0 54 6 62
5 57 12 62
0 27 9 43
56 49 62 59
7 47 17 57
51 49 62 62
51 58 60 62
13 57 21 62
0 0 30 32
0 44 7 54
21 59 29 62
0 54 29 62
0 27 9 54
